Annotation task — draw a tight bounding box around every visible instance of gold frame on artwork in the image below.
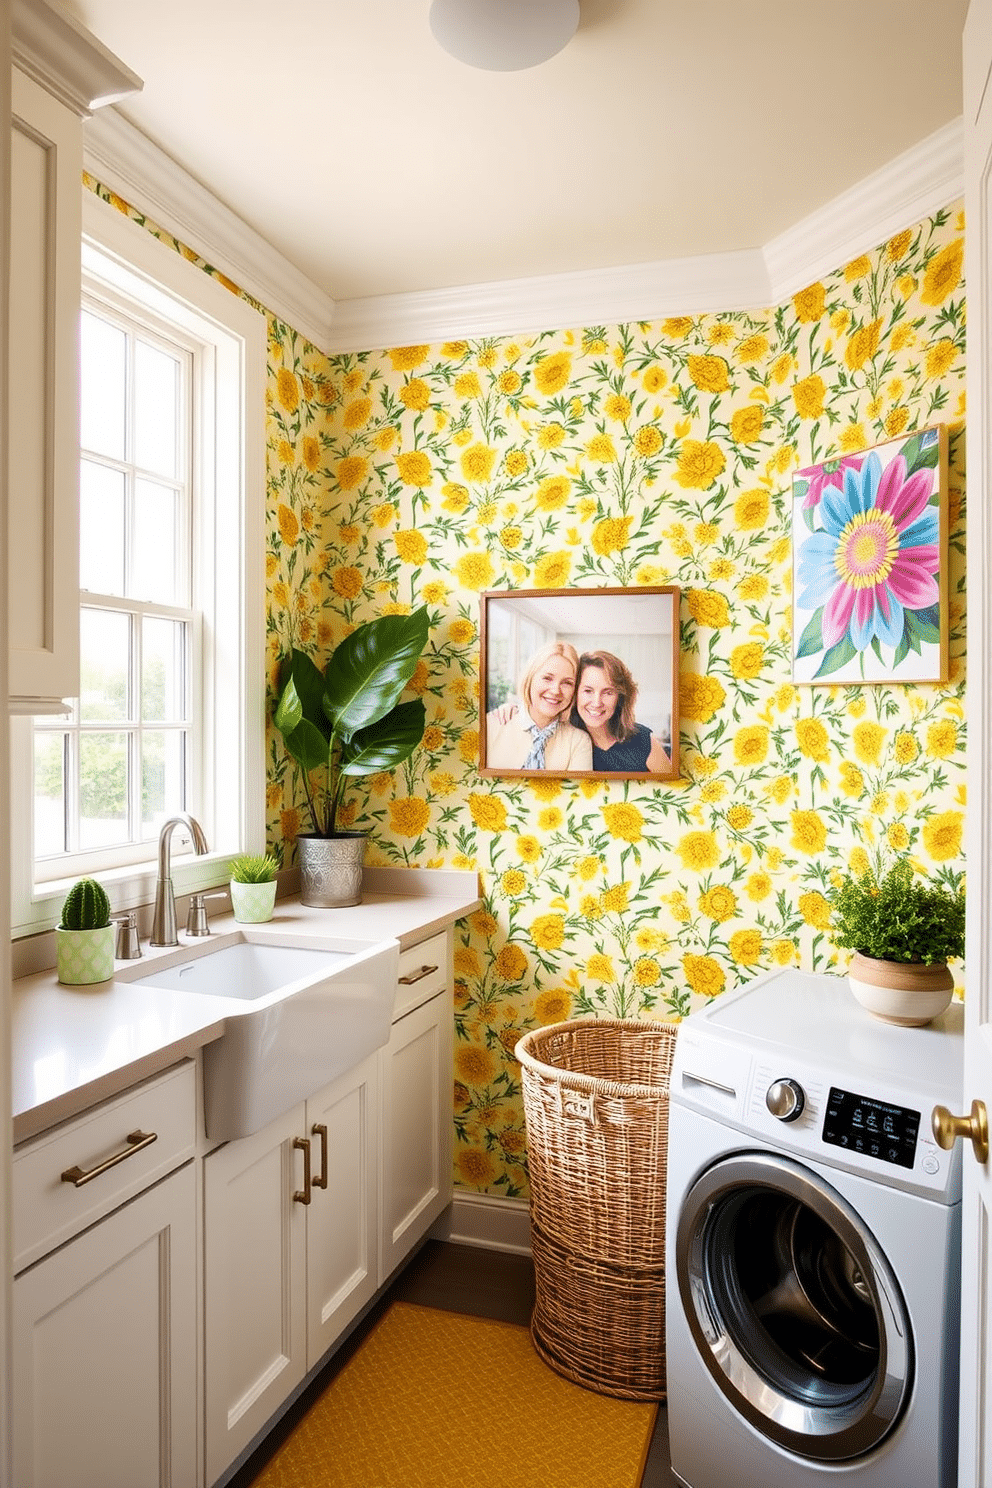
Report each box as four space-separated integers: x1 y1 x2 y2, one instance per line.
791 423 949 685
479 586 681 780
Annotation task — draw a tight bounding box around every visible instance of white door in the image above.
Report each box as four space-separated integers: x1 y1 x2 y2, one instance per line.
960 5 992 1483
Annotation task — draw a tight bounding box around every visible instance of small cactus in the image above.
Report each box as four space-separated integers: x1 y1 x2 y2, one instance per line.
60 878 111 931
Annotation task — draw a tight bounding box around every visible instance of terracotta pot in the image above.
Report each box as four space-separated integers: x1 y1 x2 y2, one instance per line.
847 950 954 1027
296 832 366 908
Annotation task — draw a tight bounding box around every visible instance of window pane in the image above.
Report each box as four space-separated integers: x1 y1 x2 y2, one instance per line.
34 732 66 857
142 730 185 838
79 731 128 848
80 609 130 721
80 311 126 460
142 617 185 722
132 478 180 603
79 461 125 594
134 339 179 479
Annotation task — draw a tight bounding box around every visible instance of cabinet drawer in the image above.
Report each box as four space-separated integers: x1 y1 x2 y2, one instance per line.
13 1060 196 1272
394 932 448 1020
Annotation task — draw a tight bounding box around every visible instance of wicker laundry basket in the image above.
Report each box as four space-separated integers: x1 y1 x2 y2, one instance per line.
515 1017 678 1402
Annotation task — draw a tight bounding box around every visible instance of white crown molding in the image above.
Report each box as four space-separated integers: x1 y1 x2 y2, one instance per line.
81 106 964 358
327 248 773 354
12 0 141 117
82 108 336 351
764 118 965 301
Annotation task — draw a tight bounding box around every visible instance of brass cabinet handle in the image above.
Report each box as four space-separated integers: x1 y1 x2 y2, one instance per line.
311 1123 328 1189
292 1136 311 1205
61 1129 158 1188
398 963 439 986
932 1100 989 1164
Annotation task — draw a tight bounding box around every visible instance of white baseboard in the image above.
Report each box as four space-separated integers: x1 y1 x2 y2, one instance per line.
430 1191 532 1255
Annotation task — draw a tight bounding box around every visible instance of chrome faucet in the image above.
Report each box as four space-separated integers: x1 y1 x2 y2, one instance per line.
150 813 209 946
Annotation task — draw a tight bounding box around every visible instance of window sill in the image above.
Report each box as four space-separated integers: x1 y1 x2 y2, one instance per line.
13 851 237 946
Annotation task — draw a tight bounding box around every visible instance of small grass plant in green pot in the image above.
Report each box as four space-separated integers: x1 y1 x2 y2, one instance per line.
56 877 114 985
229 853 279 924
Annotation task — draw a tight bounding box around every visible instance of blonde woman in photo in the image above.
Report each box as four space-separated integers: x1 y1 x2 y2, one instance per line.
485 641 593 770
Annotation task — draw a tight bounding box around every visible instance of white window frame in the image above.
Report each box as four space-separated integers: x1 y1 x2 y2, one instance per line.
10 189 266 936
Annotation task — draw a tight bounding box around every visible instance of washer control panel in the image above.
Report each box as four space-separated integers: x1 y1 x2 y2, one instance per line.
822 1086 920 1169
738 1060 954 1199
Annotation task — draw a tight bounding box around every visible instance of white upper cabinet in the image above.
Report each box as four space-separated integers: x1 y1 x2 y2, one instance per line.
8 0 139 714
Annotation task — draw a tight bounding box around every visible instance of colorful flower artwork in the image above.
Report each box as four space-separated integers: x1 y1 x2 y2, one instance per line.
792 426 947 683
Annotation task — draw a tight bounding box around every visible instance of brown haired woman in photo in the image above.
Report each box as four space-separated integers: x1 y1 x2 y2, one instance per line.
486 641 593 770
571 650 670 772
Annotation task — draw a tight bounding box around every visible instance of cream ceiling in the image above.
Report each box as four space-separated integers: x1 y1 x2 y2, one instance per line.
64 0 968 303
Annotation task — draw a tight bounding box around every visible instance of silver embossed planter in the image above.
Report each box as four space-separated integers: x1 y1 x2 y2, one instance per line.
297 832 366 908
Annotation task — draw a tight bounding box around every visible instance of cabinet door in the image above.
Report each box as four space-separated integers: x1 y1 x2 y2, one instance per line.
13 1163 196 1488
203 1104 307 1485
379 987 453 1283
9 68 80 711
305 1052 379 1368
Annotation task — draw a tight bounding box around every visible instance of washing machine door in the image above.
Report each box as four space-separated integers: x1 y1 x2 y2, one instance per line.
675 1151 912 1462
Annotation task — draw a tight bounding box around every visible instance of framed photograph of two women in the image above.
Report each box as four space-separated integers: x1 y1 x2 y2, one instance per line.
792 423 949 685
479 586 681 780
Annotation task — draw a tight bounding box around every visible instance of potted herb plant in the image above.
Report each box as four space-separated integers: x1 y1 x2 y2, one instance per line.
273 606 429 907
830 856 966 1026
229 853 280 923
56 877 114 985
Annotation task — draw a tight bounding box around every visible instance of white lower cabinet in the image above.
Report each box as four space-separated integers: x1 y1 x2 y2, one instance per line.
11 918 465 1486
12 1064 197 1488
13 1166 197 1488
203 1052 379 1485
379 944 453 1282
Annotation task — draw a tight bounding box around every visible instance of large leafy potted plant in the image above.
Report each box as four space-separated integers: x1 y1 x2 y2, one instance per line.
830 857 965 1026
274 606 429 906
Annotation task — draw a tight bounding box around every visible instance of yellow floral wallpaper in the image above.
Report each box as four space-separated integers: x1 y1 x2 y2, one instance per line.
86 175 967 1202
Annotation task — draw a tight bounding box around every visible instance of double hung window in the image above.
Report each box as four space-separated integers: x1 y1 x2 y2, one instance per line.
34 297 196 870
10 191 265 936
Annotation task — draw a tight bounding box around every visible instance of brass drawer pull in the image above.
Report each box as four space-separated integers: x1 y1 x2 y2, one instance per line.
398 963 439 986
292 1136 311 1205
311 1123 328 1189
60 1129 158 1188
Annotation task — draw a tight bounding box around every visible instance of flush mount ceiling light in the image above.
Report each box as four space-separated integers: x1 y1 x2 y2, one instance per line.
429 0 580 72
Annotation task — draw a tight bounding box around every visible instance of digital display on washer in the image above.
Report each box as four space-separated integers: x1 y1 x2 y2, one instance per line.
822 1086 920 1168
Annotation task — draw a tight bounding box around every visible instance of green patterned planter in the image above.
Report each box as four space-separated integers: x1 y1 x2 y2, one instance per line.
56 925 115 985
230 879 277 924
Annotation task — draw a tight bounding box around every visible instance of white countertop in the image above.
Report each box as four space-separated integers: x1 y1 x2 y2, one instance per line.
12 872 480 1144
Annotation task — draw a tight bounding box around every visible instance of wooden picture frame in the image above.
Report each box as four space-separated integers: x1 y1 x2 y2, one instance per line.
479 586 680 779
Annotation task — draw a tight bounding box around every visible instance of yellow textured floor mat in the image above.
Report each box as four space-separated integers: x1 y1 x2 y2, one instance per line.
249 1301 658 1488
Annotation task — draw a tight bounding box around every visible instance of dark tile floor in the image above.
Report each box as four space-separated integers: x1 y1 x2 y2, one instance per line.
228 1237 680 1487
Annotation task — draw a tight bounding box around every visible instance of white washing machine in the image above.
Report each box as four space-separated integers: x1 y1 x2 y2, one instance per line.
665 968 963 1488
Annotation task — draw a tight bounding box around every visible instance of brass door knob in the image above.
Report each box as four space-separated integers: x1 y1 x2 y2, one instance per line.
932 1100 989 1164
